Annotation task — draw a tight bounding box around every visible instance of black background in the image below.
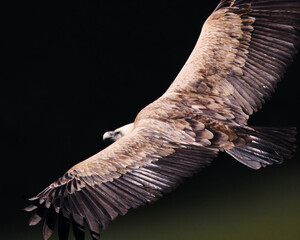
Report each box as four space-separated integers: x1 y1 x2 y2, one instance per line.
2 1 300 239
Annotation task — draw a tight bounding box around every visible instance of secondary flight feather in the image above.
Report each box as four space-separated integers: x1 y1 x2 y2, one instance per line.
26 0 300 239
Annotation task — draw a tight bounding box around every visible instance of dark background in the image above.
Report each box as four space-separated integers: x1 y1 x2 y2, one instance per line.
2 1 300 239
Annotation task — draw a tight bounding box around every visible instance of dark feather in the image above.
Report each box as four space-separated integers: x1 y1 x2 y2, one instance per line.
58 212 70 240
226 127 297 169
43 206 58 240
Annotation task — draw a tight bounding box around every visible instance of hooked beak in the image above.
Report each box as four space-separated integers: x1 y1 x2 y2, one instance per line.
103 131 114 141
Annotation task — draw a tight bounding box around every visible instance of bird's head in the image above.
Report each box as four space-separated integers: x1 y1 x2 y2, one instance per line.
103 122 134 142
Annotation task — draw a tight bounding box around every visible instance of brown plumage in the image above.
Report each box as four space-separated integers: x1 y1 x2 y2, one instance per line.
26 0 300 239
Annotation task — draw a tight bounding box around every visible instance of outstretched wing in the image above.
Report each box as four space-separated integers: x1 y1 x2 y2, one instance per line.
26 123 219 239
166 0 300 123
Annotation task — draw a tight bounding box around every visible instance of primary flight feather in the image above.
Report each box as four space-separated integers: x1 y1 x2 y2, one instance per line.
26 0 300 239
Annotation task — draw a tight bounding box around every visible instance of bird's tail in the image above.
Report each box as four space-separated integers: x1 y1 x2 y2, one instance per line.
225 126 297 169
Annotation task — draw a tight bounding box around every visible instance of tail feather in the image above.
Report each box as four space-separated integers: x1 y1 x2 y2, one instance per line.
226 127 297 169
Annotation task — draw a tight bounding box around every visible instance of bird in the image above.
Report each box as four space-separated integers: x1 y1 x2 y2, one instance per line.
25 0 300 239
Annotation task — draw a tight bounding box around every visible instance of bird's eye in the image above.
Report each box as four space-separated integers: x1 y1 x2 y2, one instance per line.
114 131 120 135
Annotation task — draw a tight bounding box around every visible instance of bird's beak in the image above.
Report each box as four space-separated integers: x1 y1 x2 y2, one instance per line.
103 131 114 141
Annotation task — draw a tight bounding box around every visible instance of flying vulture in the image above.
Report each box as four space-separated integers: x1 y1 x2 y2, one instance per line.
26 0 300 239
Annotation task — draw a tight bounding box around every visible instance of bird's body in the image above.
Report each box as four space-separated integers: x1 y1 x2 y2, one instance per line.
26 0 300 239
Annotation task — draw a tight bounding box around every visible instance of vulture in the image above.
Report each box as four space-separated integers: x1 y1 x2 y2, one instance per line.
26 0 300 239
